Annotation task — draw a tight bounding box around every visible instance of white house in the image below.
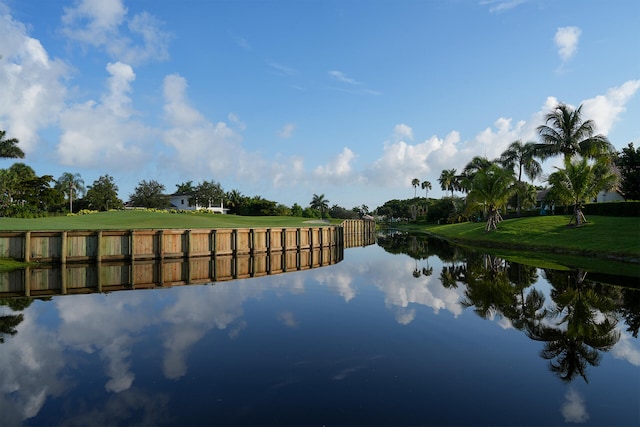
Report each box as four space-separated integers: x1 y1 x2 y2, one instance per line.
595 190 625 203
168 193 229 214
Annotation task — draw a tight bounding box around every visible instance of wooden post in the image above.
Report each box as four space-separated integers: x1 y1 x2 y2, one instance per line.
158 230 164 260
186 229 192 258
129 230 135 261
97 231 103 263
24 231 30 263
60 231 67 264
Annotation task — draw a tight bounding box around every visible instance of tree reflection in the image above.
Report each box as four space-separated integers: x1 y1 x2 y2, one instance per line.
526 269 621 383
0 297 32 343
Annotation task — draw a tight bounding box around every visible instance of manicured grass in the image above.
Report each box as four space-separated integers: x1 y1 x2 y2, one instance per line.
412 215 640 261
0 211 341 231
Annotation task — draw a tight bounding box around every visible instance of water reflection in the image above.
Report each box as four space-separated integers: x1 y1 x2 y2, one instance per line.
0 232 638 426
377 231 639 384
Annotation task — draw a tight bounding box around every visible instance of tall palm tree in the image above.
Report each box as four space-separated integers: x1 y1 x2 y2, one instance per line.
0 130 25 160
466 164 516 231
55 172 85 213
421 180 432 218
310 193 329 218
411 178 420 198
438 169 459 198
500 140 542 215
535 103 614 162
547 157 618 226
421 180 432 199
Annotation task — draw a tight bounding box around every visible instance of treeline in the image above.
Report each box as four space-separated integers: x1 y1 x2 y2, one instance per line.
0 162 368 220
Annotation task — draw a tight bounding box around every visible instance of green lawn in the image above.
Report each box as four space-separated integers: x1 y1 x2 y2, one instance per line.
0 210 341 231
413 215 640 260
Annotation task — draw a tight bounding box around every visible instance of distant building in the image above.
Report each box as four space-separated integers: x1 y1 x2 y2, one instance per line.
168 193 229 214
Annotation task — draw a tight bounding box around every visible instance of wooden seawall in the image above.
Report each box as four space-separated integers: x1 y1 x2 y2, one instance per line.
0 220 375 263
0 220 376 299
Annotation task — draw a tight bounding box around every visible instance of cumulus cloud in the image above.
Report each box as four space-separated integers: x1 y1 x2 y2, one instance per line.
61 0 171 65
581 80 640 136
56 62 155 169
555 26 581 63
0 11 68 153
161 73 244 177
314 147 358 183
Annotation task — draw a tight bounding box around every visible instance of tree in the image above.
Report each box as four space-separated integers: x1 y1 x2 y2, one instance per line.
535 103 614 162
466 164 516 231
192 180 224 209
310 193 329 218
0 130 25 160
129 179 169 209
55 172 86 213
421 180 432 217
175 181 195 195
615 142 640 200
547 157 618 226
499 140 542 215
84 174 123 211
421 180 432 198
438 169 459 198
460 156 494 193
411 178 420 197
225 189 245 214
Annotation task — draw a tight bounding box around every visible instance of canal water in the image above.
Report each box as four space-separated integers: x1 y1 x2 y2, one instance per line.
1 232 638 426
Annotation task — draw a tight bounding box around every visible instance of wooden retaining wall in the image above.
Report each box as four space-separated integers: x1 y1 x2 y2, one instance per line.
0 245 344 298
342 219 376 248
0 226 344 264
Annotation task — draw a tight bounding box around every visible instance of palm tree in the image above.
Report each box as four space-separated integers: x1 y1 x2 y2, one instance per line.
460 156 494 193
421 180 432 199
438 169 459 198
310 193 329 218
500 140 542 215
0 130 25 160
466 164 516 231
411 178 420 198
421 180 432 218
535 103 614 162
547 157 618 226
55 172 85 213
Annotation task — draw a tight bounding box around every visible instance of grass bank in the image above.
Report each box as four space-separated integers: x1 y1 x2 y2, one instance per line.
0 210 341 231
399 215 640 264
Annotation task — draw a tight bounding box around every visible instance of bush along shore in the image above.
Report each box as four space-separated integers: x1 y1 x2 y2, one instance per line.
394 215 640 266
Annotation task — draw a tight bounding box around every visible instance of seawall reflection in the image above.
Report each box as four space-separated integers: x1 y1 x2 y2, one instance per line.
0 245 344 299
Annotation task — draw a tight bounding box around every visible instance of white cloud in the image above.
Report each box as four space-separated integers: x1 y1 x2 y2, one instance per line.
61 0 170 65
0 12 68 153
56 62 154 170
555 26 581 62
161 73 244 178
481 0 528 13
329 70 360 85
581 80 640 136
561 388 590 423
393 123 414 142
313 147 358 182
278 123 296 139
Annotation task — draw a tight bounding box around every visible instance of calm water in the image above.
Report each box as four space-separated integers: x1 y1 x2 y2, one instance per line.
1 233 638 426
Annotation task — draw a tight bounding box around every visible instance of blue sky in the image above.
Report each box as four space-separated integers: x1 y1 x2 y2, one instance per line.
0 0 638 209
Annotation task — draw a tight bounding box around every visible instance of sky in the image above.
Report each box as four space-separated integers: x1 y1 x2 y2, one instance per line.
0 0 639 210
